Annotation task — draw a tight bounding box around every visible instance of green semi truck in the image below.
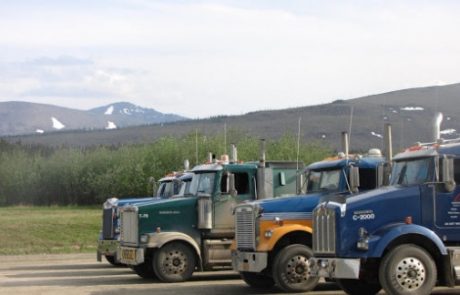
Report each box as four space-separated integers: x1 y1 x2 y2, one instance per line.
117 142 304 282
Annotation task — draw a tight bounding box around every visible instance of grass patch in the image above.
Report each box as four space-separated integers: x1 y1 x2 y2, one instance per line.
0 206 101 255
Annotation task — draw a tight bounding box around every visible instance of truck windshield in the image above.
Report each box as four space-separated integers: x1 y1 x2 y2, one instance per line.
158 181 181 199
189 172 215 196
307 169 341 193
390 157 434 186
176 179 192 197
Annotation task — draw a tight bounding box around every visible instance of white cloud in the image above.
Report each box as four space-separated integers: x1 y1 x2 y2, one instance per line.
0 1 459 117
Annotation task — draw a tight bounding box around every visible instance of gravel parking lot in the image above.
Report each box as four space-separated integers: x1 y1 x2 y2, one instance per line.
1 254 459 295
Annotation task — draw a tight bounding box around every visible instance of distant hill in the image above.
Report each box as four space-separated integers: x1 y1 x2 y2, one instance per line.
0 101 187 136
3 83 460 152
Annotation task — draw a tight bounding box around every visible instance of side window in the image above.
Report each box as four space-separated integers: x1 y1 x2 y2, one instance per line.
359 168 377 190
220 172 249 195
220 174 228 193
234 172 249 194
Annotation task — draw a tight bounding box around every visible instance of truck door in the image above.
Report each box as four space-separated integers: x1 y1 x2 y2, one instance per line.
213 170 255 230
432 158 460 241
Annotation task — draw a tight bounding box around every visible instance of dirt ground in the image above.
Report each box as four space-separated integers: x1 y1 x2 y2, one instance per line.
0 254 459 295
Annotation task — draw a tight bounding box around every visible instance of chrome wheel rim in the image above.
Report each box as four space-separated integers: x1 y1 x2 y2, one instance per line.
395 256 426 291
285 255 310 284
162 249 188 275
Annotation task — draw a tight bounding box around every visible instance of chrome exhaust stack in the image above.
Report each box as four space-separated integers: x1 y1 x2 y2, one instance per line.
433 112 443 142
259 139 266 168
384 123 393 163
231 144 238 163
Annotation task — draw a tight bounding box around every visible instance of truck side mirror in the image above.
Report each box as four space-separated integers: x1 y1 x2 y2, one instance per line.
442 157 456 192
297 172 305 194
148 177 157 197
349 166 360 193
228 173 238 197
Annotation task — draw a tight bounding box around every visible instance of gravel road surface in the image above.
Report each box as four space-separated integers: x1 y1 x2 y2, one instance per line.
1 254 459 295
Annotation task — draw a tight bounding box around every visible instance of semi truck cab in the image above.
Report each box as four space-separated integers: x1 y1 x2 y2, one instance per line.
310 134 460 294
97 172 192 265
117 147 303 282
232 148 385 292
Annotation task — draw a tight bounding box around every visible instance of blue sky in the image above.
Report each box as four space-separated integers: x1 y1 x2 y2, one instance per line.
1 0 459 118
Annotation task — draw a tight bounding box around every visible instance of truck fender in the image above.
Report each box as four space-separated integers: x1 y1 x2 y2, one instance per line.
145 232 202 263
368 223 447 257
259 224 312 252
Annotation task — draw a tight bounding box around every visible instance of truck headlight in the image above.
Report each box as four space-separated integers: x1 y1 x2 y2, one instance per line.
264 230 273 239
140 235 149 243
357 227 369 251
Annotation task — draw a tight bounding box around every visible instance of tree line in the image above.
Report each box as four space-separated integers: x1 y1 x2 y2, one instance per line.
0 131 330 206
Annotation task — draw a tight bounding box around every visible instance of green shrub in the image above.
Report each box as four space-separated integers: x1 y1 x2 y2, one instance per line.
0 132 330 206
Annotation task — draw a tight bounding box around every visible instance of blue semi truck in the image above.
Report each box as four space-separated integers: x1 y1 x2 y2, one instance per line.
309 114 460 294
97 171 193 266
232 132 387 292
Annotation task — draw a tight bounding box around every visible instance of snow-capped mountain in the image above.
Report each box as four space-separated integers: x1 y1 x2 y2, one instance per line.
0 101 187 136
88 102 186 127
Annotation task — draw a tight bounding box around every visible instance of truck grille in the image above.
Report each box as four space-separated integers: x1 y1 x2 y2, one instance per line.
313 205 336 254
235 205 256 250
102 208 114 239
120 207 139 245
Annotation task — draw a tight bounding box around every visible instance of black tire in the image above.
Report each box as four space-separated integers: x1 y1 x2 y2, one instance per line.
336 279 381 295
271 244 320 292
379 244 436 295
105 255 124 267
153 242 196 282
240 271 275 289
131 261 157 279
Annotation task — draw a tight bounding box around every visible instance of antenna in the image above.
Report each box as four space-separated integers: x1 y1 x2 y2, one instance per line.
296 117 301 172
195 129 198 165
224 123 227 155
348 105 354 148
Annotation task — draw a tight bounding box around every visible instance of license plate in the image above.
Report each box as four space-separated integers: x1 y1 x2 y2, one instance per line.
120 248 137 263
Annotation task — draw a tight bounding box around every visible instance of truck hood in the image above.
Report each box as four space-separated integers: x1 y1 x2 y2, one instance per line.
135 196 194 209
345 185 420 209
334 185 422 257
116 197 156 207
257 194 323 214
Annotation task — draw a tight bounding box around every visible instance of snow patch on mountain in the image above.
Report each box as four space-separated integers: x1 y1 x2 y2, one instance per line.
441 129 456 135
401 106 424 111
36 129 44 134
106 121 117 130
371 131 383 138
104 105 114 115
51 117 65 130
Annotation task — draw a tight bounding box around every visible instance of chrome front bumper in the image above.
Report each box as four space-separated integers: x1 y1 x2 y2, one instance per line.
231 251 268 273
97 239 119 261
308 257 360 279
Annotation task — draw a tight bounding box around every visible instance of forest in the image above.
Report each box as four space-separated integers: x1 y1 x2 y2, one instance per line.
0 131 330 206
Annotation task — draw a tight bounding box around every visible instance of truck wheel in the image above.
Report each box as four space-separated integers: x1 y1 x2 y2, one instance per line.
153 242 196 282
131 262 157 279
272 244 320 292
336 279 381 295
379 244 436 295
240 272 275 289
105 255 124 267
